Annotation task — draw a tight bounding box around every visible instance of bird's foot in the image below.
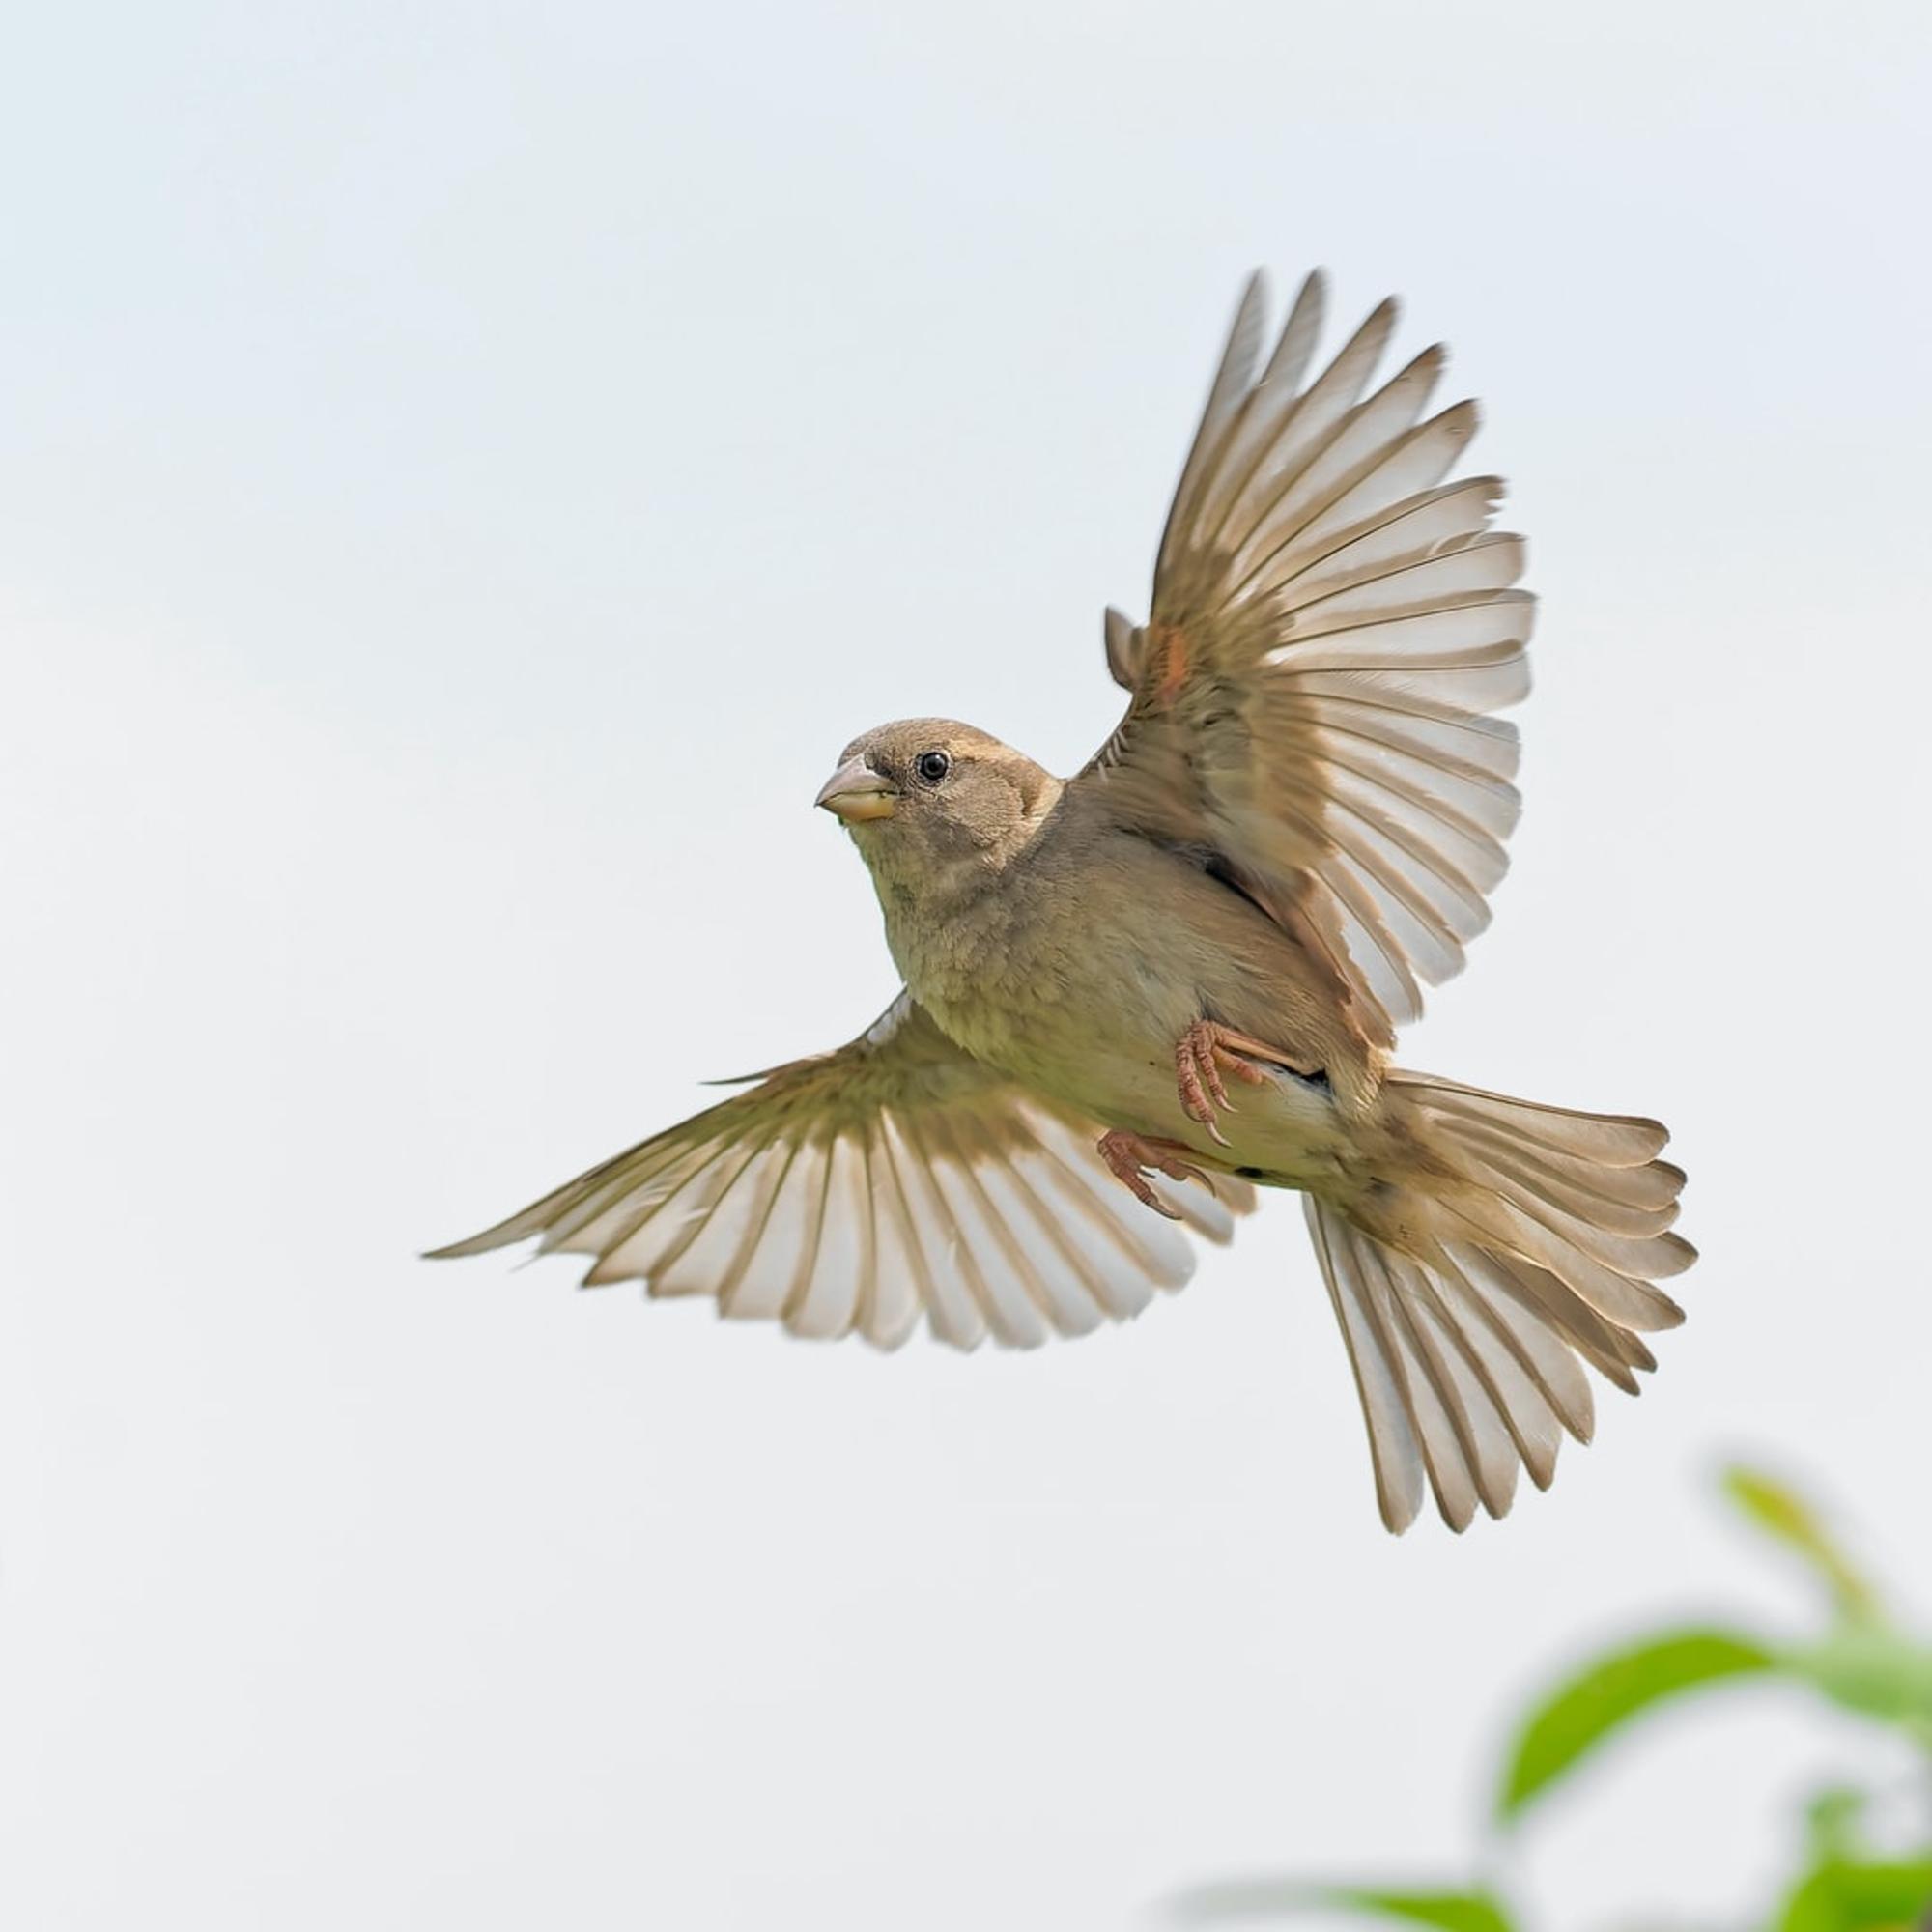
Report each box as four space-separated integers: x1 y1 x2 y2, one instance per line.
1174 1020 1317 1146
1096 1130 1209 1220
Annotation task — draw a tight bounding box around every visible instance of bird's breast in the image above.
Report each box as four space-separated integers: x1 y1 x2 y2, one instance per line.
878 835 1372 1187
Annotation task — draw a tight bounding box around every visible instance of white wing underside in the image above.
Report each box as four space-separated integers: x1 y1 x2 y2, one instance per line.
431 995 1256 1350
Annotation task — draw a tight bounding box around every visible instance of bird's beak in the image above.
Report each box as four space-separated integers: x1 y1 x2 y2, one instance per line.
814 756 897 822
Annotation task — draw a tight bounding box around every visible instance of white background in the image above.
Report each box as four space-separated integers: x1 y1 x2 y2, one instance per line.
4 3 1929 1926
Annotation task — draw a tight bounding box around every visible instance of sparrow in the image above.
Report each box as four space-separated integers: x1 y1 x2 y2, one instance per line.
431 268 1693 1533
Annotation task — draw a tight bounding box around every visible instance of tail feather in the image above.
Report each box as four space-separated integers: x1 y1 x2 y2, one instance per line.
1471 1245 1658 1392
1432 1245 1590 1463
1429 1115 1685 1232
1378 1243 1529 1523
1402 1075 1668 1165
1453 1194 1689 1332
1308 1203 1429 1530
1306 1072 1692 1533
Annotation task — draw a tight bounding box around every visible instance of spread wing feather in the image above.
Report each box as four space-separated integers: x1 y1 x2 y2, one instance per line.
428 995 1256 1350
1080 269 1532 1046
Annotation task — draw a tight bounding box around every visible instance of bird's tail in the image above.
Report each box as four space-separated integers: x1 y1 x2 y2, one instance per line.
1303 1071 1693 1533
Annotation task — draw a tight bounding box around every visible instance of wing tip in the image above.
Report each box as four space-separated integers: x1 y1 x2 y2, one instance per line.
422 1224 522 1262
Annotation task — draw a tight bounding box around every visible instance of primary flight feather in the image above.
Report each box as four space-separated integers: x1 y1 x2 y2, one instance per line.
431 268 1692 1534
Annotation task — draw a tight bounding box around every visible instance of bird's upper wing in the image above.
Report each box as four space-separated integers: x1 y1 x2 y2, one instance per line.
428 993 1255 1350
1075 270 1532 1049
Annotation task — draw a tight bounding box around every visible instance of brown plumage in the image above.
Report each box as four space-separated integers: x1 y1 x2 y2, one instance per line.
430 268 1692 1533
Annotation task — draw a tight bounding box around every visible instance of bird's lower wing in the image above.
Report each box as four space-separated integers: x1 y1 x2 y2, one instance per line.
428 993 1255 1350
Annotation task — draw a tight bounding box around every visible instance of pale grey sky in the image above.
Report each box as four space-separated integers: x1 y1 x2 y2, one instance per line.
4 3 1929 1927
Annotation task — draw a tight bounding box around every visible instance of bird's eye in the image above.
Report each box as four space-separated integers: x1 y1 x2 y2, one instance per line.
913 750 952 785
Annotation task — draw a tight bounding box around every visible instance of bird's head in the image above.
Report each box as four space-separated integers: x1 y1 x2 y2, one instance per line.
815 719 1060 888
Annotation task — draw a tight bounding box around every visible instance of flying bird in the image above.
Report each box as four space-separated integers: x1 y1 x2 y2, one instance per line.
431 269 1693 1533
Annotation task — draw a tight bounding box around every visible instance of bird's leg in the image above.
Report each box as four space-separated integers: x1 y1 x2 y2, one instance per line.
1174 1019 1319 1146
1096 1130 1209 1220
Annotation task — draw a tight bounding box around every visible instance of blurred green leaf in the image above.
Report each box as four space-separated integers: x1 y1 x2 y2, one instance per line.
1775 1858 1932 1932
1805 1787 1871 1859
1722 1464 1880 1621
1307 1889 1517 1932
1495 1628 1777 1822
1166 1881 1517 1931
1788 1628 1932 1726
